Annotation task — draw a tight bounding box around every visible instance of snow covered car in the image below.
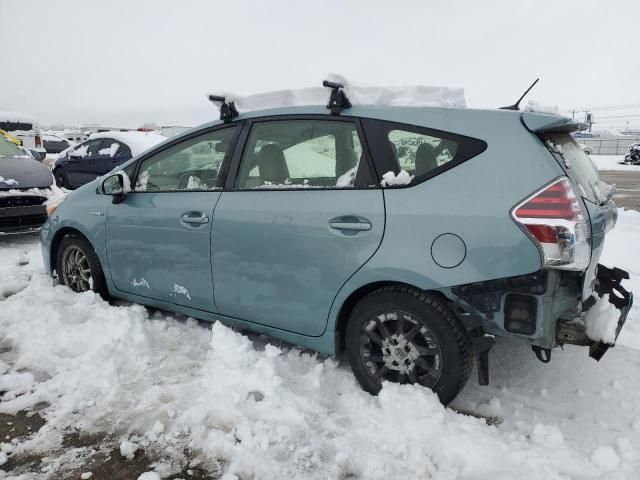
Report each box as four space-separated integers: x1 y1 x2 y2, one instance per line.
0 111 46 159
52 131 166 189
40 83 632 404
620 143 640 165
0 134 55 234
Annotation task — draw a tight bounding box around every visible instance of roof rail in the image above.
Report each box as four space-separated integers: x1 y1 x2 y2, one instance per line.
323 80 351 115
208 95 239 122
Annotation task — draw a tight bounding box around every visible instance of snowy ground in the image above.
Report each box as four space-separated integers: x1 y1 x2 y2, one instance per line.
591 155 638 171
1 211 640 479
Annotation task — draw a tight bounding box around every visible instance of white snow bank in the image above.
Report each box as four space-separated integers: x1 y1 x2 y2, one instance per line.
591 155 639 171
89 131 166 156
215 73 466 112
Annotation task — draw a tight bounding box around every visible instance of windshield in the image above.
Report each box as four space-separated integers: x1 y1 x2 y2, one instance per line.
0 135 30 158
542 132 612 205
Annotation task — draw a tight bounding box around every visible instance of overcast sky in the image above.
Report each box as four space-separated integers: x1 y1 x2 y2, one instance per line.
1 0 638 128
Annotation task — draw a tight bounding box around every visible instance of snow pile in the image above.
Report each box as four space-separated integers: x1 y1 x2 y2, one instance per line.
524 101 560 115
119 440 138 460
0 176 19 187
215 73 466 112
380 169 414 187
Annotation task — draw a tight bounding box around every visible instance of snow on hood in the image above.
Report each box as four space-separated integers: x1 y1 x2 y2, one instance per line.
0 156 53 190
215 73 466 112
89 131 167 156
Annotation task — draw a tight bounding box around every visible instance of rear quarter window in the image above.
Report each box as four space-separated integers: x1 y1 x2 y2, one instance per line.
361 118 487 187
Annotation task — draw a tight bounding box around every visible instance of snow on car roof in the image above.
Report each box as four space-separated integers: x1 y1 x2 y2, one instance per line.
89 131 167 156
218 73 466 112
0 111 39 125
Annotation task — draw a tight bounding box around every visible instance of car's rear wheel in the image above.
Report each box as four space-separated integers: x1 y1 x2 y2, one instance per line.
56 234 109 299
53 168 69 189
345 286 473 404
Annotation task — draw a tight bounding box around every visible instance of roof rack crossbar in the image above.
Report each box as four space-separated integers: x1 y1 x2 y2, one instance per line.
323 80 351 115
208 95 239 122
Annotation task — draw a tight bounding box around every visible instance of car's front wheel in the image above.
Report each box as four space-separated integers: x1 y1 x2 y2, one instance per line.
56 234 109 299
53 168 69 189
345 286 473 404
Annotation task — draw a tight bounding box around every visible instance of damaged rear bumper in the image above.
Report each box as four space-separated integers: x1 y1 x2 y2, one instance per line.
557 264 633 360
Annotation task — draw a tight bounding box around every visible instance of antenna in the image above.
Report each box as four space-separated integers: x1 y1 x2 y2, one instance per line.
208 95 239 122
499 78 540 111
323 80 352 115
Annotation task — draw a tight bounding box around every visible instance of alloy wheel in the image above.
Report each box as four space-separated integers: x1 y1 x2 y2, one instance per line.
359 310 443 387
62 246 92 292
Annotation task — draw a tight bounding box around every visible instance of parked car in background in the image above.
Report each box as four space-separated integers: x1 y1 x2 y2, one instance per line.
43 134 70 154
0 134 55 234
621 142 640 165
41 95 632 404
0 111 46 159
52 131 166 189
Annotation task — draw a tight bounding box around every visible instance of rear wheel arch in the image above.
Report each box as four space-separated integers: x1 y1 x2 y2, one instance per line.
334 281 452 355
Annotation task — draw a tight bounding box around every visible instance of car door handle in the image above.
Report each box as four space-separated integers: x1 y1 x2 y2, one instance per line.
329 219 372 231
181 213 209 224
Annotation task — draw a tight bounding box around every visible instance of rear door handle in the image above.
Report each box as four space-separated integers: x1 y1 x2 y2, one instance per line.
329 217 372 231
181 213 209 224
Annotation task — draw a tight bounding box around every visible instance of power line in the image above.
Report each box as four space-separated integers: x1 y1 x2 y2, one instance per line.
575 102 640 111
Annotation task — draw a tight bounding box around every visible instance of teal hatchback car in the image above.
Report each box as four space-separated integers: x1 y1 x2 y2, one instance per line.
41 85 632 403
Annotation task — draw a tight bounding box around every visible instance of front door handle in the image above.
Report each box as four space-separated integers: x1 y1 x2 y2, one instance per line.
181 213 209 224
329 217 372 231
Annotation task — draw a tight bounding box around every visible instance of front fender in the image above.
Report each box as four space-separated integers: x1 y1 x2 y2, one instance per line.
42 181 111 279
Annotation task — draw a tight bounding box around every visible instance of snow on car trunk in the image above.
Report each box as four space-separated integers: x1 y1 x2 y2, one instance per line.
0 211 639 478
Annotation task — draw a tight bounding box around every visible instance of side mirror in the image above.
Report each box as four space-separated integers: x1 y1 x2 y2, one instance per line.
101 173 126 204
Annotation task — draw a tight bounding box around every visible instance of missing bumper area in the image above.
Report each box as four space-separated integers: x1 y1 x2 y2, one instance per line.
557 264 633 361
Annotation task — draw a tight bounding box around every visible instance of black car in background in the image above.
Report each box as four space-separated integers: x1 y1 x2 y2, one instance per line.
0 134 54 234
52 131 165 189
43 134 70 154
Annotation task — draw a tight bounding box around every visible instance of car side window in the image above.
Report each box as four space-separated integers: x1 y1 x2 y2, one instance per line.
134 127 236 192
361 119 487 187
72 139 103 158
236 120 367 189
97 139 131 159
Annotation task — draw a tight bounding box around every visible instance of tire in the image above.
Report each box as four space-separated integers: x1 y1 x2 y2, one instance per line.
345 286 473 404
54 168 69 189
56 234 109 300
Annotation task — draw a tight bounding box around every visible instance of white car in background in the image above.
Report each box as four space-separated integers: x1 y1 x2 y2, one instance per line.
0 111 46 161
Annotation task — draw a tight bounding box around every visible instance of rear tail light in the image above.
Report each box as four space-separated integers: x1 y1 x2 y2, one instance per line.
35 134 42 148
512 177 590 271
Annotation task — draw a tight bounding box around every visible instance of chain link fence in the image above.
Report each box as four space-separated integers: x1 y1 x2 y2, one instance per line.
578 136 640 155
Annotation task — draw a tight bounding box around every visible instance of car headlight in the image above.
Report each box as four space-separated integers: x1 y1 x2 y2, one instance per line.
46 185 67 216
